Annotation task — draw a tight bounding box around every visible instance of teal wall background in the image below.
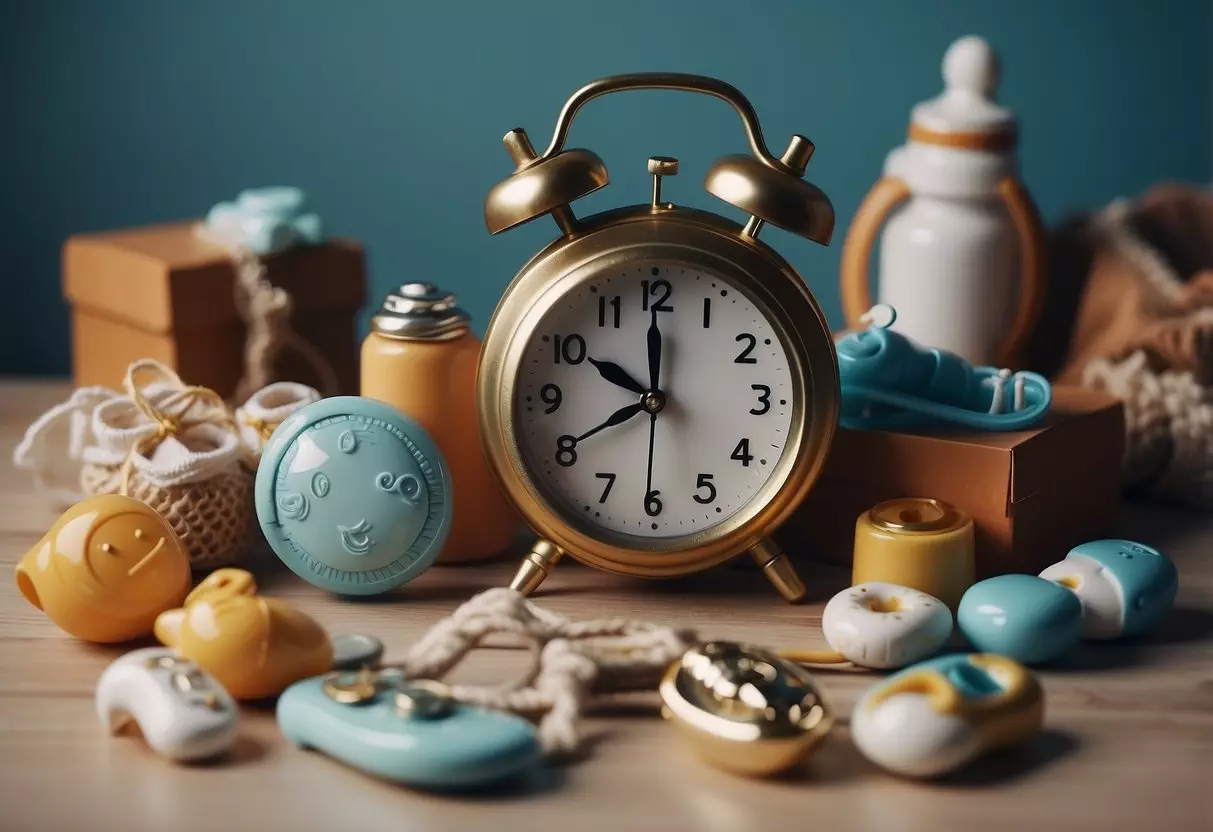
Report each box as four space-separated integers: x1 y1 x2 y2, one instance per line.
1 0 1210 375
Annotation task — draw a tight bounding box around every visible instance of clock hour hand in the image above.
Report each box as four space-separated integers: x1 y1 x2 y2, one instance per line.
573 401 645 444
587 357 646 395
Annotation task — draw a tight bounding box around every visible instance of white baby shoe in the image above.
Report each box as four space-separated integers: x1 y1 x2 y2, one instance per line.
235 382 321 459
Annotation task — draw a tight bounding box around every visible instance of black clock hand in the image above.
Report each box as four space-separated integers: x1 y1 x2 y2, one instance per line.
647 308 662 392
573 401 645 444
587 357 646 395
643 411 657 508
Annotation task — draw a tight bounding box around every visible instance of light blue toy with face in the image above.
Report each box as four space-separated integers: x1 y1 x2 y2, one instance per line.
1039 539 1178 640
957 574 1083 665
255 397 451 596
205 186 322 255
277 672 540 790
836 305 1052 432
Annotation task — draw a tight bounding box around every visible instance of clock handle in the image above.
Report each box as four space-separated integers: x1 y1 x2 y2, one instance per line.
536 73 789 172
509 539 565 595
750 539 806 603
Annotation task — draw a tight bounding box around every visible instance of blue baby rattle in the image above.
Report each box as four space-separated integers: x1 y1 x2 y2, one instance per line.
836 304 1052 432
255 396 451 595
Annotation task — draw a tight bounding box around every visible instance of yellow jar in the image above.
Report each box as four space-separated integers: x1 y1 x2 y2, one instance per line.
852 498 975 610
361 283 518 563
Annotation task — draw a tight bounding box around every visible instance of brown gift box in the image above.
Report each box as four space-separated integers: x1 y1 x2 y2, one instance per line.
781 386 1126 577
63 221 365 399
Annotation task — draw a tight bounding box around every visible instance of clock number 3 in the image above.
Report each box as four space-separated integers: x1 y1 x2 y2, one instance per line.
750 384 771 415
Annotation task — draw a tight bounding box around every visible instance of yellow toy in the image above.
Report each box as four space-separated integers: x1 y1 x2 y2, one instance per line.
154 569 333 700
15 495 191 643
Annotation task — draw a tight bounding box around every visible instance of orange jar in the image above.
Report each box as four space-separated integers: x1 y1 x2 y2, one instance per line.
361 283 517 563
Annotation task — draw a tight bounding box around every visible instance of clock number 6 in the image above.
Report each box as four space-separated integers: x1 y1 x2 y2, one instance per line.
693 473 717 504
750 384 771 415
645 490 663 517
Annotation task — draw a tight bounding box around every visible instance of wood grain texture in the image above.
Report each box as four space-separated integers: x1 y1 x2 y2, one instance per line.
0 380 1210 831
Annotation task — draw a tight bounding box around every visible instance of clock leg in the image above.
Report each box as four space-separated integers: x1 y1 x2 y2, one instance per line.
749 538 806 603
509 539 564 595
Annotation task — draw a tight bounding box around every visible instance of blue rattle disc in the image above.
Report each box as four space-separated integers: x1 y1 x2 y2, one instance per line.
255 396 451 595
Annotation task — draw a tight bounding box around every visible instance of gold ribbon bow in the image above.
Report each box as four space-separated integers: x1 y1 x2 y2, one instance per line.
118 360 240 496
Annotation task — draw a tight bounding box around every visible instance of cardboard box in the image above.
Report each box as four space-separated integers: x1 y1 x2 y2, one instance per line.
63 221 365 399
781 386 1125 577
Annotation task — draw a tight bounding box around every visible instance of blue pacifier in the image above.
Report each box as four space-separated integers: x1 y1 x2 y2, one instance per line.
836 305 1052 432
255 396 451 596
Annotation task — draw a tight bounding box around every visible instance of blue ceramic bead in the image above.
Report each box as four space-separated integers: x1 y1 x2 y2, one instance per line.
1040 539 1178 639
277 676 540 789
255 396 451 596
957 574 1083 665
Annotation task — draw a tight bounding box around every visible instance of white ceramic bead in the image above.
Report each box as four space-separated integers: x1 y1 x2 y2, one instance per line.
821 582 953 669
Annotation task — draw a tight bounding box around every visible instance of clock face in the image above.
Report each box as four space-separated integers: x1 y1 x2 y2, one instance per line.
514 260 796 541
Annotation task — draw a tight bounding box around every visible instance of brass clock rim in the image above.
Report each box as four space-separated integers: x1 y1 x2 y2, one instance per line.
477 206 838 579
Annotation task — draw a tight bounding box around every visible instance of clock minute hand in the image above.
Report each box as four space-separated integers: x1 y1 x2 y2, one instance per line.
587 357 646 395
573 401 645 444
647 308 662 392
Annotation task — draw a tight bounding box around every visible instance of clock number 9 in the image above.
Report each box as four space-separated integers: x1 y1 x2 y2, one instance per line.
555 435 577 467
539 384 562 414
645 489 663 517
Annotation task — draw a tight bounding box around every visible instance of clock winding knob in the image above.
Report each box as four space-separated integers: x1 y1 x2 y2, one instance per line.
648 156 679 210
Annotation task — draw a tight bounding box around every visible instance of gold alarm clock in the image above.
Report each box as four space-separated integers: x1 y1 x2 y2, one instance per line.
478 73 838 602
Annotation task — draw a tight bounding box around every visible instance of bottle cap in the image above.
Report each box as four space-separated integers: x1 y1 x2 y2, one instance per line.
370 283 470 341
909 36 1016 150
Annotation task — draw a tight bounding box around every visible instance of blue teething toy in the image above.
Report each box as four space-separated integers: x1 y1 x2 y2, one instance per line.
836 305 1052 431
255 396 451 596
277 673 540 790
957 574 1083 665
205 186 323 255
1040 539 1178 640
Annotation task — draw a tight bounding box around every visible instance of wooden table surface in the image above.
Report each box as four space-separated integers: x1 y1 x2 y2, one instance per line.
0 380 1210 831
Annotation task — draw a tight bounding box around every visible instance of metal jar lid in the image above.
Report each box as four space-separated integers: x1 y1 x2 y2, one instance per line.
370 282 470 341
868 498 966 533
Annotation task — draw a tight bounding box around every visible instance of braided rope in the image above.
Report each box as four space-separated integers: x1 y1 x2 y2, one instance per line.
387 588 695 757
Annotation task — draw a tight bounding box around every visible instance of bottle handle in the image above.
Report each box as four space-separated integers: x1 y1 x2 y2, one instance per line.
839 177 911 331
995 177 1047 367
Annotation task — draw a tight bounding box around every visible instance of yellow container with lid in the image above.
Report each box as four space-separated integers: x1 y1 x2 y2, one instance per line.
852 497 975 610
361 283 518 563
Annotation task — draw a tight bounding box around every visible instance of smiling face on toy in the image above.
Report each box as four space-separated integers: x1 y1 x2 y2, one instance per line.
16 494 191 642
273 420 430 574
52 496 191 612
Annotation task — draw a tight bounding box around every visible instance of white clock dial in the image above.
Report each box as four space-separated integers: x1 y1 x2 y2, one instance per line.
515 261 795 540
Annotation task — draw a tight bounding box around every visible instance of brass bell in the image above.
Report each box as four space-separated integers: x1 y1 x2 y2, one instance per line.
705 135 835 245
484 128 608 235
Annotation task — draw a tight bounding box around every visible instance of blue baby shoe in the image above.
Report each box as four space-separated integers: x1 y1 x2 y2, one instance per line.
957 574 1083 665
